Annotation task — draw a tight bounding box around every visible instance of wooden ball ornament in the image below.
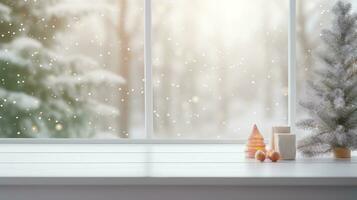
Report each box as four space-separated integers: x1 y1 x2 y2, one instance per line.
255 150 266 162
267 150 280 162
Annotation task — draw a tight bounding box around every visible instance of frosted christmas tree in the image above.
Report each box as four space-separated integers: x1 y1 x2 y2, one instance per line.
0 1 123 138
297 1 357 157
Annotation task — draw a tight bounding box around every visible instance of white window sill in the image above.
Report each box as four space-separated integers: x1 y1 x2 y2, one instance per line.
0 144 356 186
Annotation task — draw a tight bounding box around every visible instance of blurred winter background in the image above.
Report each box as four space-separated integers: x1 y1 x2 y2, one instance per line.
0 0 354 139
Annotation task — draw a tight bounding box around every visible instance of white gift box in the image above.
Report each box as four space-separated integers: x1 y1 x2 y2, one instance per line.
270 126 290 150
274 133 296 160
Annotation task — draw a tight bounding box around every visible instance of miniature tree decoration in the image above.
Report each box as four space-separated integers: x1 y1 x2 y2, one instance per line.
246 124 266 158
297 1 357 157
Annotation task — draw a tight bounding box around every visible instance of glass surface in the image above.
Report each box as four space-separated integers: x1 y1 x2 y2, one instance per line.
0 0 144 138
152 0 289 139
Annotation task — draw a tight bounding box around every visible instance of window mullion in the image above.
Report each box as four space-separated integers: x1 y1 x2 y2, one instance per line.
288 0 296 133
144 0 153 139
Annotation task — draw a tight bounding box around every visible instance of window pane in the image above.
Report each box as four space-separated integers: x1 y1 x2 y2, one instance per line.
0 0 144 138
152 0 288 139
296 0 357 137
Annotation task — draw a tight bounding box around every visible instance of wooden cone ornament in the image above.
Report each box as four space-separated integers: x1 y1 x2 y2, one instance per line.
246 124 266 158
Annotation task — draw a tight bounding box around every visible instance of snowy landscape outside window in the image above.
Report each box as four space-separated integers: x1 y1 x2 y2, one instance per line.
152 0 288 139
0 0 145 139
1 0 350 140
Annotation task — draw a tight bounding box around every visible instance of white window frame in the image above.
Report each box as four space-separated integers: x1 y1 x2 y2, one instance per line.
0 0 296 144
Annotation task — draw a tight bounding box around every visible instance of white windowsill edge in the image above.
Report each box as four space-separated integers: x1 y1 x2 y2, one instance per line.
1 177 357 186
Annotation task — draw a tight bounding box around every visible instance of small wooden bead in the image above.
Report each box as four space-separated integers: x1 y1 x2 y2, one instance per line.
255 150 266 162
268 151 280 162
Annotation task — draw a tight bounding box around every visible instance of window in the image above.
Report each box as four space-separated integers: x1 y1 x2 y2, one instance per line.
152 0 288 139
1 0 346 140
0 0 145 139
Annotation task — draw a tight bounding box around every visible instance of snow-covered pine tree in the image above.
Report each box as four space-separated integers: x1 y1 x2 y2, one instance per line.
0 1 123 138
297 1 357 156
